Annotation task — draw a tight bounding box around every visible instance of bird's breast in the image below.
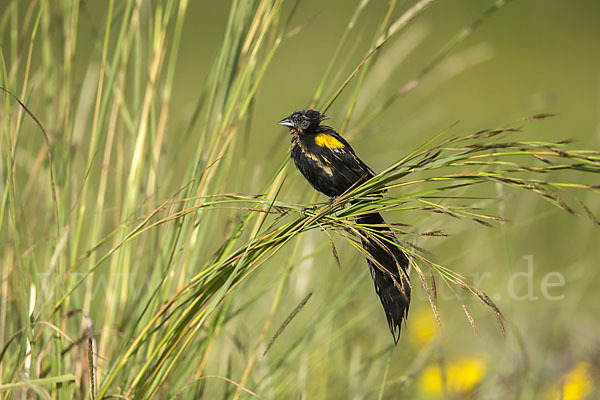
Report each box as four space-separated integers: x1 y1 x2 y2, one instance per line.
291 138 333 176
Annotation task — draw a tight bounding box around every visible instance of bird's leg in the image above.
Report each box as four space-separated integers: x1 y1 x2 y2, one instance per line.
301 205 317 216
328 196 339 207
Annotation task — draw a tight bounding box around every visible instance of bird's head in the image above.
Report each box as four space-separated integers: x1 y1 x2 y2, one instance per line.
278 109 325 134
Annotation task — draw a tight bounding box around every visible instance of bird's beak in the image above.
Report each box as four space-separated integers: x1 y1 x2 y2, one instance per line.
278 117 295 128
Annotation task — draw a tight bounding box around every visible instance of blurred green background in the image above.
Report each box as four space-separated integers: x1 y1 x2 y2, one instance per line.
1 0 599 398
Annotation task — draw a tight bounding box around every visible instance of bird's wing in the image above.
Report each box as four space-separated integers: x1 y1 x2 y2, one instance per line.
313 132 376 183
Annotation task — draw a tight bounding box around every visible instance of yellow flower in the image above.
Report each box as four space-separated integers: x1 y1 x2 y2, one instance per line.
420 357 487 396
421 364 443 395
409 308 439 346
549 362 593 400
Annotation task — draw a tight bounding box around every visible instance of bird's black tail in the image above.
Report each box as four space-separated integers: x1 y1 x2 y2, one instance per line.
357 212 411 344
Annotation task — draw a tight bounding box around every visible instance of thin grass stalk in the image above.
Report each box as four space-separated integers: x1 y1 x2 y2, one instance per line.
340 0 397 135
352 0 514 132
96 0 137 362
70 0 117 268
232 237 301 400
310 0 370 108
321 0 437 114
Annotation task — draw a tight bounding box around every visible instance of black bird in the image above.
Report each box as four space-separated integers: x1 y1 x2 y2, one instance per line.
278 109 411 343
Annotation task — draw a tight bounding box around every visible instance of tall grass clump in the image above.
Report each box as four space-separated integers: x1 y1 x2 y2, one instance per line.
1 0 598 398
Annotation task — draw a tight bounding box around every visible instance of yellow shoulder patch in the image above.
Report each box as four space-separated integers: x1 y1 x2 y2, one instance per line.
314 133 345 149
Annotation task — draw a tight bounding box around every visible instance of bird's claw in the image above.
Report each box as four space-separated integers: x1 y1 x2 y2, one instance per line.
328 196 339 207
301 205 317 216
